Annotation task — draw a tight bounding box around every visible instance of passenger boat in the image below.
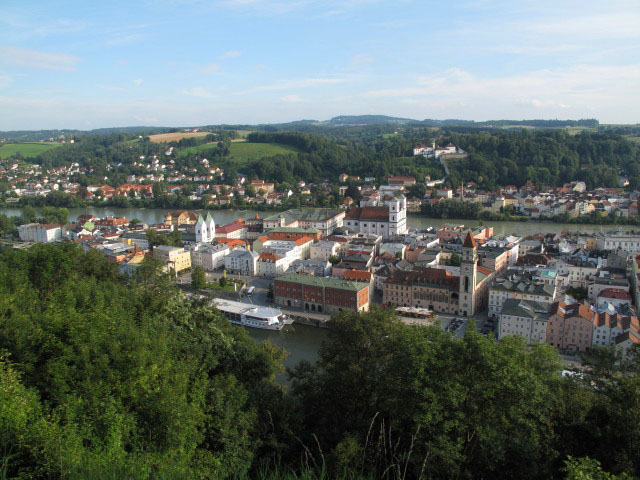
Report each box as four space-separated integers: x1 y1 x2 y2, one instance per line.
211 298 293 330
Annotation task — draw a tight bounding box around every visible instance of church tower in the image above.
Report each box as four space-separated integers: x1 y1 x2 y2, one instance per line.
205 212 215 240
195 214 209 243
459 230 478 316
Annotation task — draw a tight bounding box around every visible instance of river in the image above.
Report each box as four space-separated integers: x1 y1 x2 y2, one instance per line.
1 206 635 236
248 324 329 385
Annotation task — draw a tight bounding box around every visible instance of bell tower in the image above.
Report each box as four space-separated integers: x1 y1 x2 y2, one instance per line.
195 214 208 243
459 230 478 316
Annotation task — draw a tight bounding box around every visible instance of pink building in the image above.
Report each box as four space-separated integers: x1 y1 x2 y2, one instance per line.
547 302 596 353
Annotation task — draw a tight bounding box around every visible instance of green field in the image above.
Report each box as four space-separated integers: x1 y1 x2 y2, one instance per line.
627 136 640 143
0 142 63 159
564 126 597 135
180 140 300 161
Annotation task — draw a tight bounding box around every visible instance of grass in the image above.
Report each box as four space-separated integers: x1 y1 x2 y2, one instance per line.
564 126 597 135
148 131 210 143
0 142 62 159
179 140 300 162
626 136 640 143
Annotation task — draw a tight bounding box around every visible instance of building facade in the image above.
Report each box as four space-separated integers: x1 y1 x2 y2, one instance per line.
274 274 370 314
153 245 192 274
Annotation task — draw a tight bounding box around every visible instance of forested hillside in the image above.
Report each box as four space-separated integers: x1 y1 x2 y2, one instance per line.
5 125 640 191
1 245 640 479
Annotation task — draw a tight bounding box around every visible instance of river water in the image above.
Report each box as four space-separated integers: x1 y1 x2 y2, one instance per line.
1 206 634 236
2 205 635 375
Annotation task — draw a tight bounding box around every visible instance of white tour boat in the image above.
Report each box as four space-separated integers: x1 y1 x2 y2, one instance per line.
211 298 293 330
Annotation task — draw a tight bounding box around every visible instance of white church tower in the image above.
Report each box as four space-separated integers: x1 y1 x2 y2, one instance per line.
205 212 215 240
387 194 407 236
195 214 209 243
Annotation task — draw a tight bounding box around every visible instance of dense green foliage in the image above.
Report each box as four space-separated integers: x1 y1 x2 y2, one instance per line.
6 124 640 196
0 244 285 478
444 130 640 190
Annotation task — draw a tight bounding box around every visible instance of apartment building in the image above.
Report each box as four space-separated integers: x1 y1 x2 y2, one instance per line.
153 245 192 274
274 274 370 314
497 299 551 344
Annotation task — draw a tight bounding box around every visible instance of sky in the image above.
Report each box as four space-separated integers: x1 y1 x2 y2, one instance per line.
0 0 639 130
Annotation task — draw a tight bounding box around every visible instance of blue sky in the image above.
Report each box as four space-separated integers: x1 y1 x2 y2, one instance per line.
0 0 639 129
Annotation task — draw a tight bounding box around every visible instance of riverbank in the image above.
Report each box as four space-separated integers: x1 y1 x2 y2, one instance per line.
2 206 639 237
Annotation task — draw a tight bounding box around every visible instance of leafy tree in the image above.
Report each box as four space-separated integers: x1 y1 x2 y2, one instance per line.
289 308 563 479
21 205 36 224
0 214 17 237
564 456 633 480
445 252 461 266
328 255 341 265
192 265 207 290
0 243 285 478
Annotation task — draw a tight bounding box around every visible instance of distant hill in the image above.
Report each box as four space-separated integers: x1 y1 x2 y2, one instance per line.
418 118 600 128
0 126 175 142
0 117 604 142
327 115 416 125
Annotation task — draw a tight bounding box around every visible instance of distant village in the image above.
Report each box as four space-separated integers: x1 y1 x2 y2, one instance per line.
1 141 637 218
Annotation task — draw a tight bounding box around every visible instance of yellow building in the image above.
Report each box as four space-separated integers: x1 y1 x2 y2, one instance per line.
164 210 198 226
153 245 192 273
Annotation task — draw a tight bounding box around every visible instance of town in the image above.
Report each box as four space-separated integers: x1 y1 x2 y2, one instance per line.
8 176 640 359
1 136 638 220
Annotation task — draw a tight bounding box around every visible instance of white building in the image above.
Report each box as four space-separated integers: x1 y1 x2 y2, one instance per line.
21 224 63 243
344 195 408 239
497 299 550 344
489 276 556 316
310 240 341 261
256 252 289 278
224 248 258 275
190 242 230 271
17 223 39 242
596 231 640 254
195 213 216 243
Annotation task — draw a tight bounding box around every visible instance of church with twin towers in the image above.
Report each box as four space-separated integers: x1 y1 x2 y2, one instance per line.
195 212 216 243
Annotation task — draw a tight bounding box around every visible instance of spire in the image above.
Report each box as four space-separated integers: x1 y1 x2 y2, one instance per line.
205 212 214 223
463 230 477 248
196 214 204 225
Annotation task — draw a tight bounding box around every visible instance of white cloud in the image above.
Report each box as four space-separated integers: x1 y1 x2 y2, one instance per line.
106 33 147 46
363 64 640 122
282 94 302 102
0 45 80 71
181 87 216 98
133 79 144 86
347 54 373 71
97 84 126 92
220 50 242 59
201 63 221 73
527 11 640 40
243 76 347 93
0 74 12 88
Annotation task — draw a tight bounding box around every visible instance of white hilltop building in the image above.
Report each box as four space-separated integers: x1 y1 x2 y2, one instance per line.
195 212 216 243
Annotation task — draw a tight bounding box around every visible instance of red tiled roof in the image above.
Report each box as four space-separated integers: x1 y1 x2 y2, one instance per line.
345 206 389 221
598 288 631 300
463 230 477 248
344 269 372 282
258 252 283 262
